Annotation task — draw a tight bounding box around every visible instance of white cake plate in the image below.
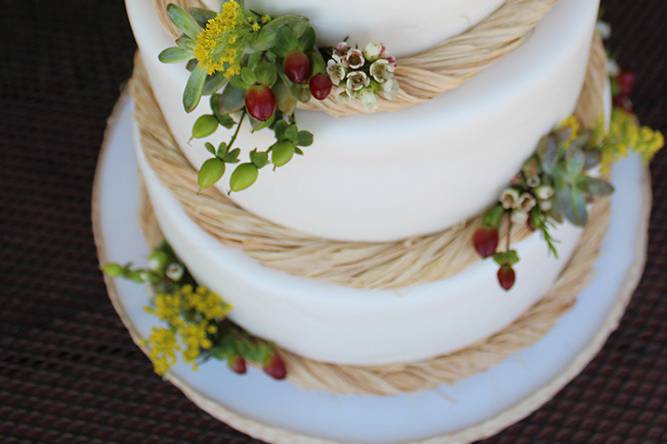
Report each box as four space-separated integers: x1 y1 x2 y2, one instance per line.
93 94 651 444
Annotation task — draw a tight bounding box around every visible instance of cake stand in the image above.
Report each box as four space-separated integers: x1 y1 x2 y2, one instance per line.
93 94 651 444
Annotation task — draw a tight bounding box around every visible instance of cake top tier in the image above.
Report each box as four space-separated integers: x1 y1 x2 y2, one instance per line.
200 0 506 56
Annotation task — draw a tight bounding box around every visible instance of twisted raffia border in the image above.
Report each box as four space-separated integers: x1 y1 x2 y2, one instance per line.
140 185 611 395
151 0 560 117
131 34 607 290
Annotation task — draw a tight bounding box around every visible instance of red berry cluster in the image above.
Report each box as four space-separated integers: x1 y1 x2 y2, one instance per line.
612 69 636 112
245 51 333 122
228 353 287 380
472 206 519 292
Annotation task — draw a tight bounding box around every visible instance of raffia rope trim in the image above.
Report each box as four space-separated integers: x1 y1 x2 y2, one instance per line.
140 184 611 395
130 34 607 290
151 0 559 117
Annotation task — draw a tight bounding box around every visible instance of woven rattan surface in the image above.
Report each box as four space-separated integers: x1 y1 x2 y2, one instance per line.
1 1 665 442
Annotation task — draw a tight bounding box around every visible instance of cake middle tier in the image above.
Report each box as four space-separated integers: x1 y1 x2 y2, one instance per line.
130 0 600 242
137 135 589 367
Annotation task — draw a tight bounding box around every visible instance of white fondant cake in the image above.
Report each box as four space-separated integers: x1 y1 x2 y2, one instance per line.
124 0 609 367
127 0 600 242
136 135 584 365
203 0 506 57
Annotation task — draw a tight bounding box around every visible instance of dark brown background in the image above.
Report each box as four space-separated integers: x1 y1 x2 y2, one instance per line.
1 1 665 443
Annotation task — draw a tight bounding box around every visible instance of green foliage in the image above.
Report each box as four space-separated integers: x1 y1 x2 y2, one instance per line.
158 47 192 63
183 66 208 113
166 4 202 40
102 242 278 375
161 1 326 192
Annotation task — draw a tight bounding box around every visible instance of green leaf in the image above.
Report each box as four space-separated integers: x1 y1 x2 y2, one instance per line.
299 26 316 50
217 142 228 157
176 35 196 51
159 47 191 63
493 250 520 267
294 147 304 155
256 63 278 87
101 263 124 278
205 142 216 155
251 15 306 52
482 205 505 229
167 4 202 40
230 163 259 192
220 85 247 112
198 158 226 189
210 94 236 127
274 81 297 115
283 125 298 143
250 114 275 132
296 131 314 147
290 83 311 103
224 148 241 163
537 135 559 174
250 150 269 169
565 148 586 178
241 67 257 87
273 120 289 140
271 141 296 167
189 7 216 27
183 66 208 113
203 72 228 96
310 49 326 75
274 27 299 57
556 185 588 226
185 58 198 72
191 114 218 139
579 176 614 197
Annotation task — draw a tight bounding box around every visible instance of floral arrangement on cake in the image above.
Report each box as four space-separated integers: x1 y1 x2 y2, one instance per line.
472 24 664 291
103 243 287 380
159 0 395 192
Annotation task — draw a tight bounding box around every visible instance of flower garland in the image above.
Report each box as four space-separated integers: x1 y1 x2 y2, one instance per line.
472 24 664 291
102 243 287 380
159 1 395 192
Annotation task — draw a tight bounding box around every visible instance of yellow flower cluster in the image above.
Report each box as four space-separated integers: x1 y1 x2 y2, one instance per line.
193 0 249 77
143 327 179 376
143 285 232 375
558 116 581 146
602 109 665 172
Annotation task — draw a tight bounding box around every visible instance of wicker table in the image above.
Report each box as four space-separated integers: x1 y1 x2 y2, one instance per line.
1 1 665 442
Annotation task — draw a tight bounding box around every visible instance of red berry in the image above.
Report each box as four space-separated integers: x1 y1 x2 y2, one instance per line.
229 356 247 375
309 74 333 100
616 69 636 97
263 354 287 380
473 228 499 258
613 94 634 113
497 265 516 291
245 86 276 121
284 52 312 84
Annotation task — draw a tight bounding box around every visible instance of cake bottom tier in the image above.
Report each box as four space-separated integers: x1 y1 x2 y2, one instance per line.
135 123 610 373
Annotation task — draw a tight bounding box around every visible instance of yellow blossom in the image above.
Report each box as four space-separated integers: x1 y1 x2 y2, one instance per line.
251 22 261 32
601 108 665 173
260 14 271 24
193 0 248 77
558 116 581 146
143 327 180 376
